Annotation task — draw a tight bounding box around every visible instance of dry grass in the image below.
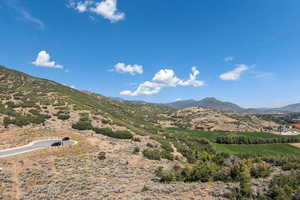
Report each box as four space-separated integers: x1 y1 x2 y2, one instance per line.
290 143 300 148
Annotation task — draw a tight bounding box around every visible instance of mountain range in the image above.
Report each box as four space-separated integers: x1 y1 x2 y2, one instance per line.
162 98 300 114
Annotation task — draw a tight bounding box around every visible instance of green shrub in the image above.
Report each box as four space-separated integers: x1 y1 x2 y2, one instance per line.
133 147 140 154
72 120 93 130
141 185 150 192
114 131 133 139
3 114 50 127
97 152 106 160
143 149 161 160
93 128 133 139
29 109 40 115
57 114 70 120
101 119 110 124
21 100 36 108
132 137 141 142
161 151 174 161
147 143 155 148
250 163 272 178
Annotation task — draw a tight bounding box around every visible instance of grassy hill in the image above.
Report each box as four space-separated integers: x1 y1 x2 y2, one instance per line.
0 65 173 135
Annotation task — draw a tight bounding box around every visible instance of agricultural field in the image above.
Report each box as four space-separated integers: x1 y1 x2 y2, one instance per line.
214 143 300 156
168 128 300 156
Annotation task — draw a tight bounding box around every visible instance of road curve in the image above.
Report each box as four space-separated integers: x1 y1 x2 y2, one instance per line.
0 139 77 158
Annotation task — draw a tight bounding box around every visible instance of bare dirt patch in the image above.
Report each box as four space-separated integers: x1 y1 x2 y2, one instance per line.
290 143 300 148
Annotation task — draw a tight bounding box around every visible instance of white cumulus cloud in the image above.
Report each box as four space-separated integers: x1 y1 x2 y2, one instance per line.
32 51 64 69
114 62 143 75
90 0 125 22
219 64 249 81
69 0 125 23
179 67 204 87
120 67 205 96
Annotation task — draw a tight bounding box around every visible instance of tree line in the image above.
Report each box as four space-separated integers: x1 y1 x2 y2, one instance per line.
216 135 300 144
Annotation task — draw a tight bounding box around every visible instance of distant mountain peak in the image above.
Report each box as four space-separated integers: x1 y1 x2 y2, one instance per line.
162 97 244 112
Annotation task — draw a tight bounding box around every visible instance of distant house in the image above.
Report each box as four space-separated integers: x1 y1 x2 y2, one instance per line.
293 122 300 130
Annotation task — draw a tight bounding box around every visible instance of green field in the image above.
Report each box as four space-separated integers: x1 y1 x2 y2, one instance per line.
168 128 300 156
168 128 300 141
214 143 300 156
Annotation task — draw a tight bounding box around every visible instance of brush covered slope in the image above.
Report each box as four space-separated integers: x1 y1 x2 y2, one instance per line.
0 65 172 134
160 107 278 132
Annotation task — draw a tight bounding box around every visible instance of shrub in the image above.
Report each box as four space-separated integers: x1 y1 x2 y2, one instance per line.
57 114 70 120
132 137 141 142
250 163 272 178
143 149 161 160
3 117 11 128
161 151 174 161
101 119 110 124
93 128 133 139
72 121 93 130
159 172 174 183
3 114 50 127
141 185 149 192
114 131 133 139
93 127 113 135
21 100 36 108
29 109 40 115
133 147 140 154
97 152 106 160
147 143 155 148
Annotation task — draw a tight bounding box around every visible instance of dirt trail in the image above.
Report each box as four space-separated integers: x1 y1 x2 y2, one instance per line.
9 161 22 200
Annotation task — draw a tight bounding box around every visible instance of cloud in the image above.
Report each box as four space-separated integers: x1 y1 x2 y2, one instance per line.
73 0 93 13
224 56 235 62
152 69 181 87
91 0 125 22
120 67 205 96
219 64 249 81
114 62 143 75
4 0 44 29
179 67 204 87
120 81 162 96
69 0 125 23
32 51 64 69
19 8 44 29
253 71 277 80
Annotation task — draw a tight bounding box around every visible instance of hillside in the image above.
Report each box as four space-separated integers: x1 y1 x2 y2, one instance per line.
0 65 173 134
162 97 300 114
163 97 244 112
160 107 278 132
280 103 300 112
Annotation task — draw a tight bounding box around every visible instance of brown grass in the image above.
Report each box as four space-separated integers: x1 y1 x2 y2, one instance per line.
290 143 300 148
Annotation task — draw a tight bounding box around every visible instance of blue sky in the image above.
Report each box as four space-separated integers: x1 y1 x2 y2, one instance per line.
0 0 300 108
